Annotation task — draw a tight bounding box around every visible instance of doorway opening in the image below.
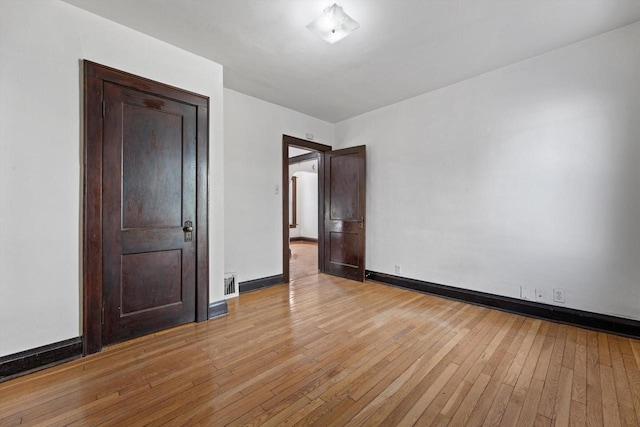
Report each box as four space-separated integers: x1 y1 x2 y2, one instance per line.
289 150 319 280
282 135 331 283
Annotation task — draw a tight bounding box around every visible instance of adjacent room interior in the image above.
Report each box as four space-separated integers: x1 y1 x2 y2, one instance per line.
288 146 320 281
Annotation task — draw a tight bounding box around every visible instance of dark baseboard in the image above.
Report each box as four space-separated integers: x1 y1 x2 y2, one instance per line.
366 270 640 339
239 274 285 293
208 300 229 319
0 337 83 382
290 237 318 243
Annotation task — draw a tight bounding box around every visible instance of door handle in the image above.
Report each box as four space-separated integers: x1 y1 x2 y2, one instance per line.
183 221 193 242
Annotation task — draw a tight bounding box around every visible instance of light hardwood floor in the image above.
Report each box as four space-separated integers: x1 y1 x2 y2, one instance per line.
2 273 640 426
290 241 318 281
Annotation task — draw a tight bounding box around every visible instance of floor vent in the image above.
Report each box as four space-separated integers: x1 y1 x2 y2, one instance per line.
224 272 239 298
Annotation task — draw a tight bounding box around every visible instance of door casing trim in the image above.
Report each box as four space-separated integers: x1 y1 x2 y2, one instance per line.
83 61 210 355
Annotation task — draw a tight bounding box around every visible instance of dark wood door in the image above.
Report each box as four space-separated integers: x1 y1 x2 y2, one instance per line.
101 82 197 345
323 145 366 281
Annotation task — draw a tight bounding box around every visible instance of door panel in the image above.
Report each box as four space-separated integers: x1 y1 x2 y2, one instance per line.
329 232 360 267
329 155 360 219
121 250 182 315
102 82 197 346
324 145 366 281
122 105 183 229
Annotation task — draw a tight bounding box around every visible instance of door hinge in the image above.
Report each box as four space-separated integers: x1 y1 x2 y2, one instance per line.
101 305 105 324
101 101 105 118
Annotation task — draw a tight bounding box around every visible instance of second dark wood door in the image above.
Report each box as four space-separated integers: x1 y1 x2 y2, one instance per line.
323 145 366 281
102 82 197 345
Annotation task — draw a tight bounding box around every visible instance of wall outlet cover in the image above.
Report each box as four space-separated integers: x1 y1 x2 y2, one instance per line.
553 288 566 303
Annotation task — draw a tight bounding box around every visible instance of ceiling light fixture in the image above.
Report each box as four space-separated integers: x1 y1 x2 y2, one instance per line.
306 3 360 44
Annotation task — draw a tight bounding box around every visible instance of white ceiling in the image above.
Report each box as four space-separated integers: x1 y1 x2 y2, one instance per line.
62 0 640 123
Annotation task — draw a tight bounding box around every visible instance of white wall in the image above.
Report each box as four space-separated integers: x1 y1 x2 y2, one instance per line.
0 0 224 357
334 22 640 320
298 172 318 239
225 89 332 284
289 160 318 240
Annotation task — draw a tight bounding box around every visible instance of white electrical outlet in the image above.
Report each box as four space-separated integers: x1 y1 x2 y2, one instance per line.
394 265 401 274
553 288 566 303
535 289 545 302
520 286 531 300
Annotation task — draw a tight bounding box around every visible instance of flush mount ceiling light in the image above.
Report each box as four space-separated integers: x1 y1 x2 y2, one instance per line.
306 3 360 44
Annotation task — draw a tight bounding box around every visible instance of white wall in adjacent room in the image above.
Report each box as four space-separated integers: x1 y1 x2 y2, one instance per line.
334 22 640 320
0 0 224 356
289 167 301 239
298 171 319 239
289 160 319 240
224 89 332 284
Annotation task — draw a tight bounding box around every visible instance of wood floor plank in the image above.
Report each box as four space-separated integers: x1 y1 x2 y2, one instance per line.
600 332 613 367
586 330 604 427
619 343 640 425
601 365 623 427
465 322 527 426
482 383 514 427
396 362 460 426
2 265 640 426
608 336 639 427
537 324 568 419
415 313 517 425
570 400 587 427
373 315 479 426
533 322 559 381
465 314 518 384
503 319 542 387
314 304 477 426
500 401 523 427
555 366 574 427
534 414 552 427
346 328 470 426
631 340 640 372
563 326 578 369
439 378 474 418
516 377 545 427
572 328 588 405
317 342 401 402
275 397 326 427
511 322 549 407
447 372 492 426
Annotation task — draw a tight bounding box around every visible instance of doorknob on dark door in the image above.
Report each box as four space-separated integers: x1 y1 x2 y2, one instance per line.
183 221 194 242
